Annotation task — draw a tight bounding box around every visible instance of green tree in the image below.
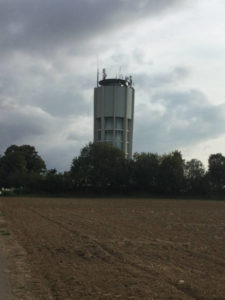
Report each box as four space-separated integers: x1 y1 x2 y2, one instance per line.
133 152 160 193
158 151 185 195
0 145 46 189
185 159 205 194
37 169 73 194
4 145 46 173
70 142 127 191
208 153 225 193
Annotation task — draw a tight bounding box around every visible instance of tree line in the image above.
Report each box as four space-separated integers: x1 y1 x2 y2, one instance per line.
1 143 225 197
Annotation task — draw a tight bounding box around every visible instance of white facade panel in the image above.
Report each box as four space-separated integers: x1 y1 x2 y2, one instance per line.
115 87 126 117
104 87 114 116
127 88 133 119
94 88 103 118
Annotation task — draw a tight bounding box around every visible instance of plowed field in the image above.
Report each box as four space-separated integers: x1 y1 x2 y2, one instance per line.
0 197 225 299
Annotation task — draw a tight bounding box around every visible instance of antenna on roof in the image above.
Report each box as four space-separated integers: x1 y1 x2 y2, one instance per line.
103 68 107 80
96 55 99 87
97 68 99 87
129 75 132 86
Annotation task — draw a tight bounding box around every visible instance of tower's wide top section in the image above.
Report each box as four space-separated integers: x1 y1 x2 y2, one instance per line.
99 78 132 87
97 68 133 88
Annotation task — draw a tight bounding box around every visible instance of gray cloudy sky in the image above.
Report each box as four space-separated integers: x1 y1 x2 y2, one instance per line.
1 0 225 171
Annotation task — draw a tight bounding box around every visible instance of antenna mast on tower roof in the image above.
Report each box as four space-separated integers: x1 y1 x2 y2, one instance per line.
96 55 99 87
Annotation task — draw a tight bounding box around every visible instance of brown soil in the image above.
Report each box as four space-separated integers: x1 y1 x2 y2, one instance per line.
0 197 225 299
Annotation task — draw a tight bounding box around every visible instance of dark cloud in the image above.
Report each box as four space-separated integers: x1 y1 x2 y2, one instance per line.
134 89 225 153
135 67 190 88
30 83 92 117
0 0 182 56
0 97 92 171
41 143 82 172
0 99 53 150
0 55 93 117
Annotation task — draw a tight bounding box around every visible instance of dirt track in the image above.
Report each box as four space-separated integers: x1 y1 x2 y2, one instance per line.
0 197 225 299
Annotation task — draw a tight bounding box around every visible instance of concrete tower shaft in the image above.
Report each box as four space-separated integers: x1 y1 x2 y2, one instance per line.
94 74 135 158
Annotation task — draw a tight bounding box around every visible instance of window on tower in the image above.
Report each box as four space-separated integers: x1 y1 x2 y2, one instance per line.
115 141 123 151
116 117 123 130
104 130 113 141
104 117 113 130
115 131 123 141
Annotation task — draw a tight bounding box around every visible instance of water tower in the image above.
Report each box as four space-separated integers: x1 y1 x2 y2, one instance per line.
94 69 135 158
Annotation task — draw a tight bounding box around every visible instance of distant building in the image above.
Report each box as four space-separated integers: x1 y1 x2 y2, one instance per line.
94 69 135 158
